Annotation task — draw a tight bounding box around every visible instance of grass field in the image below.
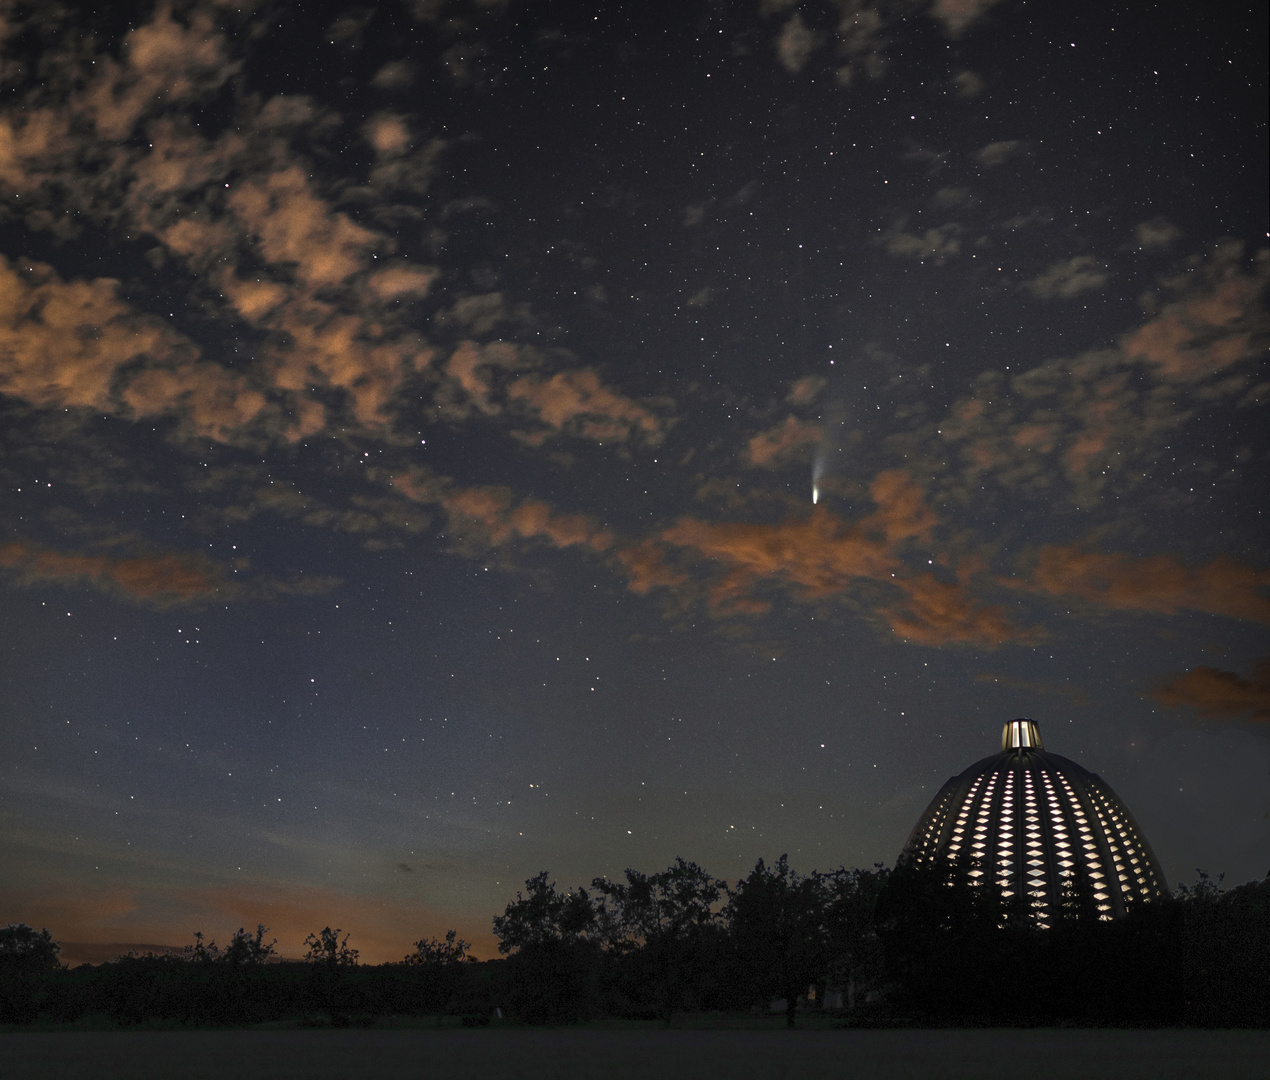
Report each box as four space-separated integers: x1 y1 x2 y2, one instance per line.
2 1027 1267 1080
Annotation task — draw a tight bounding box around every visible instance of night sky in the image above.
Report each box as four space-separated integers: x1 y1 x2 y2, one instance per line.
2 0 1267 966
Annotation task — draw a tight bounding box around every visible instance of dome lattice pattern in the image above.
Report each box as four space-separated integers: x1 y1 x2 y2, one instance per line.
900 720 1167 925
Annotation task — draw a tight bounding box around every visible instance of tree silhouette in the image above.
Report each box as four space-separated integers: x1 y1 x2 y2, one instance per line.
492 871 597 951
591 858 727 1022
816 864 889 1011
303 927 359 967
0 924 63 1023
492 872 600 1023
725 855 826 1028
403 929 472 966
0 924 61 971
302 927 360 1026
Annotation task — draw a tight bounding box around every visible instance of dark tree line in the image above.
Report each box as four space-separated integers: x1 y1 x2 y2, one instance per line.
2 862 1266 1029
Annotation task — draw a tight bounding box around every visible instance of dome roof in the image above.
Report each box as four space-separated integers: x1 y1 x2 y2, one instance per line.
900 719 1167 924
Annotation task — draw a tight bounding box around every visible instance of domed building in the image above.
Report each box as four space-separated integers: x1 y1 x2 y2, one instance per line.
898 719 1167 926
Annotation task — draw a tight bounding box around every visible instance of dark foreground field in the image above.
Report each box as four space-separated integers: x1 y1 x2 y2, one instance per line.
2 1027 1267 1080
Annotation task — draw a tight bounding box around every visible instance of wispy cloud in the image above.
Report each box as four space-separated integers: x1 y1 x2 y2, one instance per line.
1009 547 1270 623
1023 255 1109 299
633 469 1026 645
1147 658 1270 721
0 540 221 604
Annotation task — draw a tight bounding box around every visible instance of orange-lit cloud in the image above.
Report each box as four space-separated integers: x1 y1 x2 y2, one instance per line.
122 363 268 441
1122 250 1266 381
1147 658 1270 721
1010 547 1270 623
0 2 441 445
644 469 1020 644
0 257 341 444
228 166 376 290
1 1 676 458
506 368 665 445
882 572 1022 646
787 375 825 406
392 472 611 553
616 539 691 595
437 341 666 446
747 416 821 467
0 257 193 412
930 251 1267 500
81 5 239 142
0 541 221 604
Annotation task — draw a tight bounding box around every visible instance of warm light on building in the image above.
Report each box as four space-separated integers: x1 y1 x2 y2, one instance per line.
899 718 1167 926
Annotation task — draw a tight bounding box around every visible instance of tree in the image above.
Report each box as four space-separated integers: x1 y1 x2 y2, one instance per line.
403 929 472 966
0 924 61 972
817 864 889 1011
303 927 359 967
590 858 727 1022
0 924 63 1023
223 924 277 967
725 855 827 1028
492 871 597 953
302 927 361 1026
1177 870 1270 1026
185 925 276 967
492 872 600 1023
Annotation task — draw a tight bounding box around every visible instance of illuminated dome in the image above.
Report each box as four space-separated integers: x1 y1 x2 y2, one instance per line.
899 719 1167 925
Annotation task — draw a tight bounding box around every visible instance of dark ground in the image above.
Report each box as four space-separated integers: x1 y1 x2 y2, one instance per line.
2 1028 1267 1080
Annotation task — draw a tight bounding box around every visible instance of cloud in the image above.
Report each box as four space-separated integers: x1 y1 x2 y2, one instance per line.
976 139 1024 167
930 0 1008 37
81 5 240 142
933 359 1147 502
0 541 222 604
372 61 416 90
617 539 691 595
121 364 268 441
0 1 672 463
786 375 825 406
1121 247 1267 381
884 223 962 261
1134 218 1181 252
931 186 972 210
928 248 1267 503
505 368 666 445
392 472 611 553
0 1 448 444
228 166 377 289
436 340 666 445
365 113 412 156
1024 256 1109 299
837 5 891 81
881 572 1022 646
367 264 438 300
747 416 821 467
776 13 819 74
953 69 985 98
1010 547 1270 623
645 469 1021 644
1147 658 1270 721
0 256 194 412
